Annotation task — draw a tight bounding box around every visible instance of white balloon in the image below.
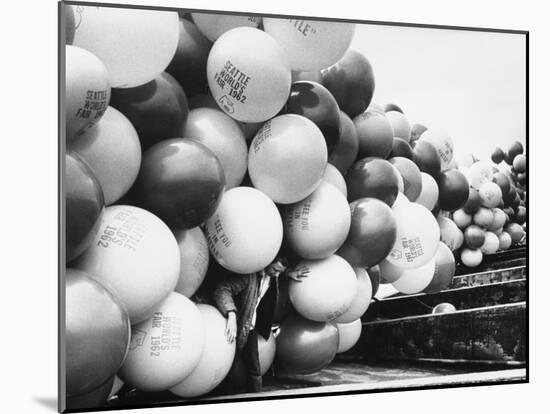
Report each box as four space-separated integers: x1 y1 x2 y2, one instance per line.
386 111 411 141
334 267 373 323
415 172 439 211
392 258 436 294
420 128 454 168
336 319 362 354
481 231 500 254
322 163 347 197
470 161 494 190
174 227 210 298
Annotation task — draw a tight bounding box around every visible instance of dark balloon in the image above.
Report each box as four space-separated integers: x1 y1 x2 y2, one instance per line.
367 265 381 297
503 206 515 222
354 110 394 159
66 269 130 397
515 205 526 225
276 312 339 375
384 103 404 114
410 124 428 143
66 153 105 263
346 158 400 205
507 141 524 159
285 81 340 153
110 72 189 150
517 172 527 186
424 243 455 294
464 225 485 249
328 111 359 174
389 137 414 160
492 172 511 197
133 139 225 229
321 50 375 118
491 147 505 164
513 154 527 173
463 187 482 214
413 140 441 178
389 157 422 201
66 376 114 411
437 169 470 211
503 185 518 206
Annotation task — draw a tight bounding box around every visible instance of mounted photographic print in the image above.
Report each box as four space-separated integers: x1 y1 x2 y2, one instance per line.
60 1 528 412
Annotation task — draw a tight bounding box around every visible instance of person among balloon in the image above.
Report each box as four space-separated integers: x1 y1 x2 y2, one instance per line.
212 255 309 394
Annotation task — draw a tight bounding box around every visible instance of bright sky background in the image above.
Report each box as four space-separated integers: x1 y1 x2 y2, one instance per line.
350 23 526 163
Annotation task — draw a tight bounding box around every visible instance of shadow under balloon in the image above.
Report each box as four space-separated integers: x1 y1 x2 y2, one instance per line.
32 396 57 412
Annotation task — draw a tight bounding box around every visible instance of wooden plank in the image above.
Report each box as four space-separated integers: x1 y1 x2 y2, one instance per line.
454 247 526 276
450 265 526 288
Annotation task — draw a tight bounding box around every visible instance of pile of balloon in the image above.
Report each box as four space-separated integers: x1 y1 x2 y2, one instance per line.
63 6 527 409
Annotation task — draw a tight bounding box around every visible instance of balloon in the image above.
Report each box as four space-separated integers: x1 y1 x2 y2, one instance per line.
413 140 441 179
207 27 291 123
432 303 456 314
452 209 472 229
513 154 527 173
248 114 327 204
336 319 362 354
289 255 357 322
419 128 454 168
291 70 323 83
384 103 404 114
393 165 406 194
73 7 179 88
517 172 527 186
515 206 527 225
415 172 439 211
498 231 513 250
276 312 339 375
461 248 483 267
368 102 385 114
334 267 373 323
478 182 503 208
389 137 414 160
69 106 141 205
263 18 355 71
285 81 340 153
492 172 512 197
133 139 225 229
392 259 436 294
346 158 400 205
174 227 210 298
410 123 428 143
188 93 218 110
321 50 375 118
423 242 456 294
379 259 406 284
258 332 277 376
463 187 482 214
506 223 525 244
328 111 359 174
491 147 505 164
73 205 180 324
66 376 114 411
204 187 283 274
322 163 347 197
119 293 205 392
337 198 397 268
192 13 261 41
473 207 494 229
389 157 423 201
368 265 381 296
464 225 485 249
66 153 104 263
470 161 494 190
354 110 394 159
438 217 463 252
65 45 110 141
387 201 440 269
489 208 507 231
283 182 351 259
437 169 470 211
65 5 76 45
183 107 248 189
65 269 130 397
170 304 235 397
481 232 500 254
386 111 411 141
165 18 212 96
506 141 524 163
110 72 189 150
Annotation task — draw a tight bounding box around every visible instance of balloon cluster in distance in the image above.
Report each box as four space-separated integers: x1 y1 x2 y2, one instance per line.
63 5 526 408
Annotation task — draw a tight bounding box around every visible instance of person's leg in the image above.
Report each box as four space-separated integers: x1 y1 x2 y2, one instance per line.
215 348 247 395
243 329 263 393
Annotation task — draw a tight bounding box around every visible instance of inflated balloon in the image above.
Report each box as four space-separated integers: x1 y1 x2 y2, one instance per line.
65 5 76 44
481 231 499 254
515 206 526 225
66 153 104 263
517 172 527 186
419 128 454 168
65 45 111 141
207 27 291 123
386 111 411 141
192 13 261 41
204 187 283 274
438 217 463 252
336 319 362 354
73 205 180 324
415 172 439 211
384 103 404 114
354 110 394 159
513 154 527 173
463 187 482 214
66 376 114 411
133 139 225 229
506 223 525 244
379 259 406 284
464 225 485 249
392 165 405 194
285 81 340 153
506 141 524 164
248 114 327 204
387 201 440 269
258 332 277 376
413 140 441 179
452 209 472 229
389 157 423 201
263 18 355 71
170 304 235 397
73 6 179 88
448 158 459 169
66 269 130 397
110 72 189 150
368 265 381 296
410 123 428 143
321 50 375 118
334 267 373 323
291 70 324 83
470 161 494 190
346 158 400 205
489 208 507 231
492 172 512 197
187 93 218 110
389 137 414 160
423 242 456 294
289 255 357 322
491 147 505 164
322 163 347 197
276 312 339 375
119 293 205 392
70 106 141 205
283 182 351 259
478 182 503 209
437 169 469 211
473 207 494 229
461 248 483 267
432 303 456 314
368 102 385 114
338 198 397 268
503 206 516 222
392 258 436 294
328 111 359 175
183 107 248 189
498 231 512 250
174 227 210 298
165 18 212 96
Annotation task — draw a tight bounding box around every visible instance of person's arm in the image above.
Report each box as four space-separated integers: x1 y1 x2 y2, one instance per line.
212 276 248 343
284 265 310 282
